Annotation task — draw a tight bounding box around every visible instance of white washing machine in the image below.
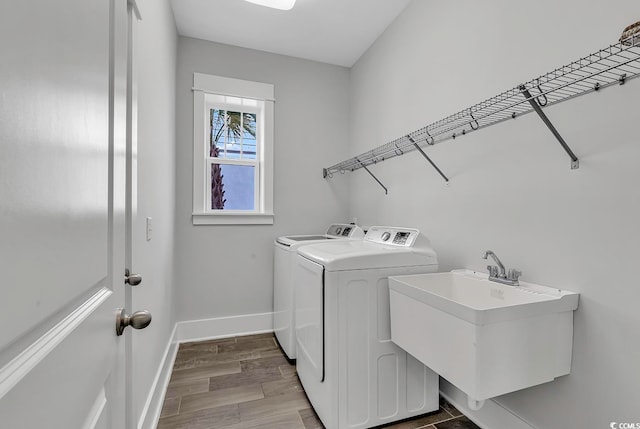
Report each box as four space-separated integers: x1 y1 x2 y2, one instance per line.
295 226 440 429
274 223 364 361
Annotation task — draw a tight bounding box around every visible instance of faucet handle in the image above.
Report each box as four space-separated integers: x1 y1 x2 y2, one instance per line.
487 265 498 277
507 269 522 281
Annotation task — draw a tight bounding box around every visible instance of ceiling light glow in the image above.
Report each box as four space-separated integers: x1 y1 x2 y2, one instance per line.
244 0 297 11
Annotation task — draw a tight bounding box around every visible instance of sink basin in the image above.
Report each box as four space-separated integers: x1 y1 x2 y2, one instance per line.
389 269 579 406
391 269 579 325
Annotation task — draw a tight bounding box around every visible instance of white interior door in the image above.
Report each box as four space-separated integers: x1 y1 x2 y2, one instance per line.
0 0 133 427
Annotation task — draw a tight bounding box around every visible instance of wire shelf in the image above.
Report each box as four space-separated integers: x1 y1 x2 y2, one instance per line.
323 35 640 178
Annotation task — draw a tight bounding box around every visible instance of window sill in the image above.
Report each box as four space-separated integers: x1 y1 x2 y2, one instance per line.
192 212 274 225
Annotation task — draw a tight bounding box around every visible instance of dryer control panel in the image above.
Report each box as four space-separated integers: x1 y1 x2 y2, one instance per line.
365 226 420 247
326 223 365 239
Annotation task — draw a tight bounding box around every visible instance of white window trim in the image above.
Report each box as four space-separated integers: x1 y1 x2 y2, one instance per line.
192 73 274 225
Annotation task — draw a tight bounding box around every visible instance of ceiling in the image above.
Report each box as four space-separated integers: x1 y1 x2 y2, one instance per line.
170 0 412 67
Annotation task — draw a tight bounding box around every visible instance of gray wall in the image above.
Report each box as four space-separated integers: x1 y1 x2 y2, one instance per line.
348 0 640 427
134 0 178 423
175 37 350 322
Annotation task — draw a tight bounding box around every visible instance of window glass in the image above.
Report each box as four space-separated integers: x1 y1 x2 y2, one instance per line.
210 109 256 160
210 163 255 211
243 112 257 160
210 109 226 157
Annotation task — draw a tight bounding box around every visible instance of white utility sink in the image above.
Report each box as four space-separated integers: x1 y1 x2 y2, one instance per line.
389 269 579 410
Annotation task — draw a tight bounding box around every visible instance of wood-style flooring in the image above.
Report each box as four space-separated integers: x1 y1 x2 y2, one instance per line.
157 333 479 429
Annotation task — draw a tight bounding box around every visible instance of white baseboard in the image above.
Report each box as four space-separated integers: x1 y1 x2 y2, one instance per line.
440 379 536 429
137 312 273 429
174 312 274 343
138 324 179 429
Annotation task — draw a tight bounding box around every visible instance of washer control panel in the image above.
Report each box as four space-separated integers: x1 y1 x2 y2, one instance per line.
365 226 420 247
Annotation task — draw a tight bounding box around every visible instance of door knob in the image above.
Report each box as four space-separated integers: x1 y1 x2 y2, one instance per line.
116 308 152 336
124 268 142 286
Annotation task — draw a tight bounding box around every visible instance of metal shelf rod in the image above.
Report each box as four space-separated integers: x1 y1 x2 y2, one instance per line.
519 85 579 169
407 135 449 183
358 158 388 195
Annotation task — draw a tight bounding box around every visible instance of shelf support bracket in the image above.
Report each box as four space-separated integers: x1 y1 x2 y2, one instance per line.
407 136 450 182
357 158 388 195
519 85 580 169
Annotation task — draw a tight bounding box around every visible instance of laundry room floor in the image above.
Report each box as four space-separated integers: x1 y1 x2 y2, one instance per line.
156 333 479 429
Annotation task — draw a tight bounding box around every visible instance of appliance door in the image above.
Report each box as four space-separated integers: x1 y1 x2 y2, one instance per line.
295 255 325 382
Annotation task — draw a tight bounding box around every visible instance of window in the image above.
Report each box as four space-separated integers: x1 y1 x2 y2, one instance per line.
208 103 258 211
192 73 274 225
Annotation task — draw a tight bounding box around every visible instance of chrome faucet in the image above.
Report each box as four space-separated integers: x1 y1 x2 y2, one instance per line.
482 250 521 286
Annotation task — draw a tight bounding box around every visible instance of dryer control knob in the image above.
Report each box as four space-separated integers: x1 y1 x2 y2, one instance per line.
382 232 391 241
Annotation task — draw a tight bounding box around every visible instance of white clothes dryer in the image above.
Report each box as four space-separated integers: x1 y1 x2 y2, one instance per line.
274 223 364 361
295 226 440 429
